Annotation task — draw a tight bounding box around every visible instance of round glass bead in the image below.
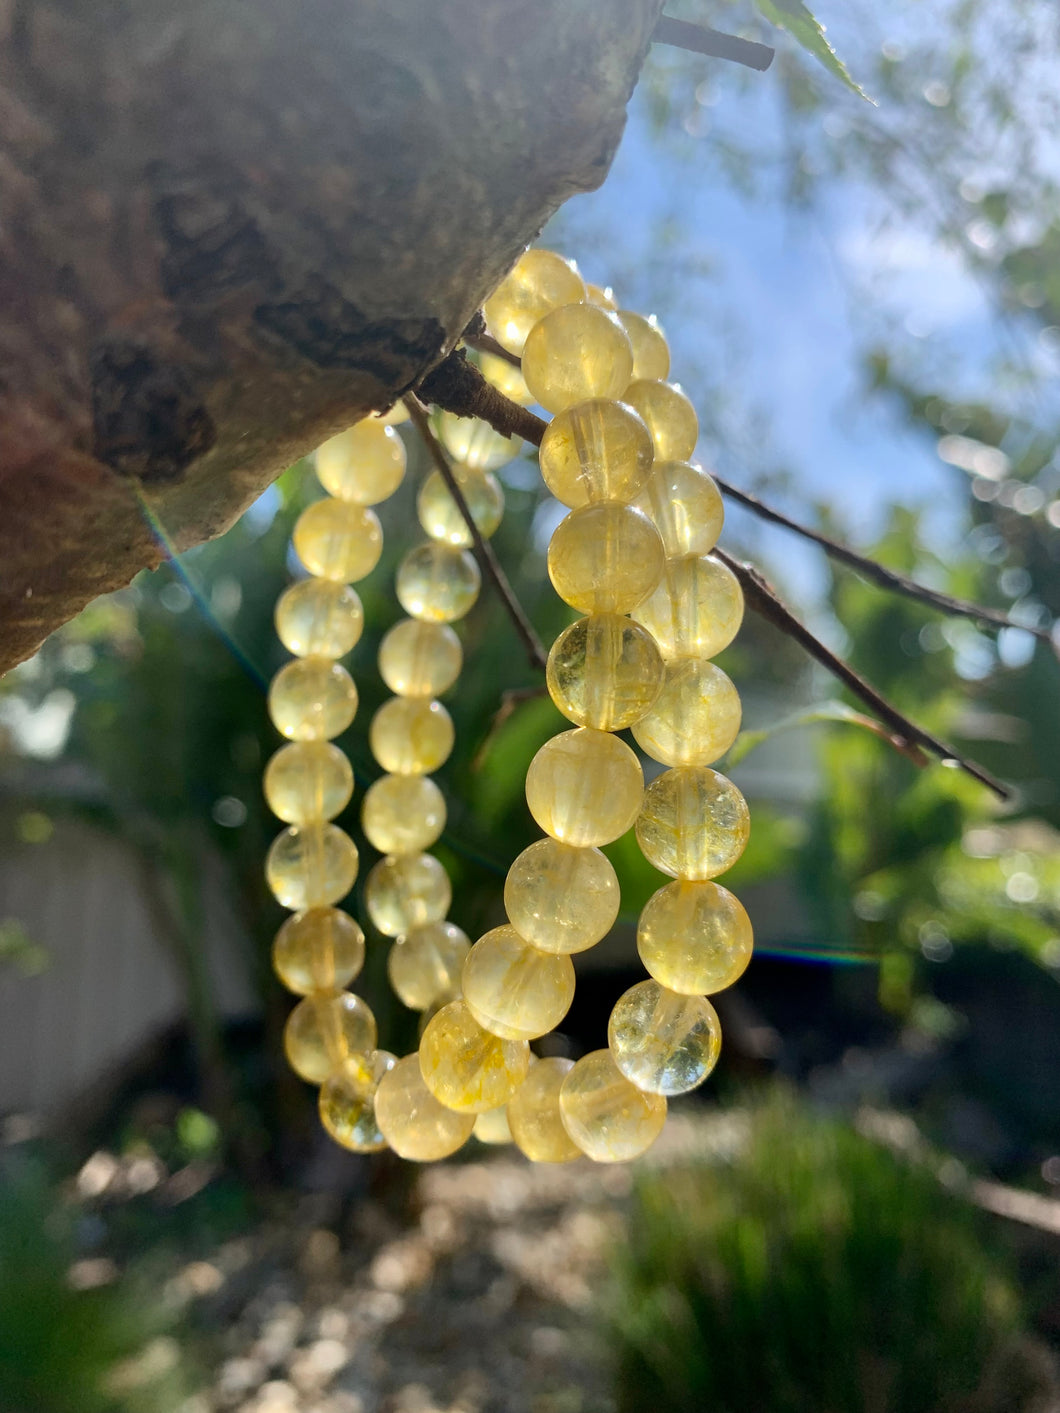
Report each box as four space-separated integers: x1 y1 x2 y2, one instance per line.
586 282 617 310
274 579 364 659
396 542 481 623
272 907 365 995
283 991 377 1084
473 1105 513 1145
364 852 452 938
636 766 750 881
369 697 454 775
504 839 619 955
378 619 463 698
547 504 664 615
361 773 446 855
546 613 664 731
522 304 634 414
632 660 742 768
483 248 586 355
558 1049 667 1163
419 1000 530 1113
478 351 532 406
634 462 724 558
461 926 576 1041
633 555 744 661
623 380 698 462
417 466 504 547
436 411 520 473
508 1057 580 1163
264 740 353 824
318 1050 397 1152
266 821 359 910
538 399 654 509
292 499 383 583
267 659 357 742
525 728 643 847
375 1053 475 1160
388 920 471 1011
609 980 721 1096
618 311 670 381
637 879 753 995
315 420 407 505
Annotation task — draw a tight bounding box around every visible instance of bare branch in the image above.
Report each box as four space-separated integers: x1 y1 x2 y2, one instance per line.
652 16 775 71
464 330 523 370
415 349 546 445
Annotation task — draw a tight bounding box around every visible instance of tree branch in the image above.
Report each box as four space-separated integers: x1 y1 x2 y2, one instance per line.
464 330 523 370
652 16 775 71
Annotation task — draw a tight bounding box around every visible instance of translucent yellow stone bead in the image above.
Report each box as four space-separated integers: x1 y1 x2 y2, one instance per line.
265 822 359 910
419 1000 530 1113
525 728 643 847
375 1053 475 1160
546 613 664 731
637 879 753 995
378 619 463 698
504 839 620 954
586 282 617 311
522 304 634 414
478 350 532 406
292 499 383 583
369 697 454 775
636 765 750 881
538 399 654 509
436 411 520 472
558 1049 667 1163
632 554 744 661
508 1057 580 1163
318 1050 397 1153
272 906 365 995
608 980 721 1096
268 658 358 742
387 920 471 1011
283 991 377 1084
547 504 664 614
473 1105 513 1145
364 852 452 938
361 773 446 855
618 311 670 381
396 542 481 623
461 926 575 1041
417 467 504 548
634 461 724 558
274 579 364 659
623 379 698 462
315 420 407 505
264 741 354 824
483 248 586 355
631 660 742 768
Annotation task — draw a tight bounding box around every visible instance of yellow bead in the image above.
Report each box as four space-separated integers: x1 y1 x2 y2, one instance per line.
504 839 620 955
419 1000 530 1113
436 411 520 472
558 1049 666 1163
417 466 504 547
636 766 750 880
634 462 724 558
483 248 586 355
378 619 463 698
632 555 744 661
608 980 721 1096
586 282 617 311
292 499 383 583
538 399 654 509
266 821 359 910
364 852 451 938
268 658 358 742
318 1050 397 1153
547 504 664 614
387 920 471 1010
264 741 353 824
522 304 634 414
274 579 364 659
617 311 670 381
315 420 407 505
361 773 446 855
631 660 742 768
637 879 753 995
478 351 532 405
283 991 377 1084
623 379 698 462
525 728 643 847
472 1105 513 1145
461 925 575 1041
272 907 365 995
546 613 664 731
369 697 454 775
374 1053 475 1160
396 542 481 623
508 1057 580 1163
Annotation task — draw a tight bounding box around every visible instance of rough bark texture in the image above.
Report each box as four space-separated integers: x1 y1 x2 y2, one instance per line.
0 0 663 673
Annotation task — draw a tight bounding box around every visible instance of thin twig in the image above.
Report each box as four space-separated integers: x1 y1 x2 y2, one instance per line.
471 684 549 772
465 330 523 370
653 16 775 72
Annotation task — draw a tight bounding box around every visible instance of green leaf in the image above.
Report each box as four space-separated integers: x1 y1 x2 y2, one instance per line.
754 0 874 102
725 699 891 767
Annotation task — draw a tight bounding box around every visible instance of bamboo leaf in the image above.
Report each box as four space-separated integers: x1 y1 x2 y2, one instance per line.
754 0 874 102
